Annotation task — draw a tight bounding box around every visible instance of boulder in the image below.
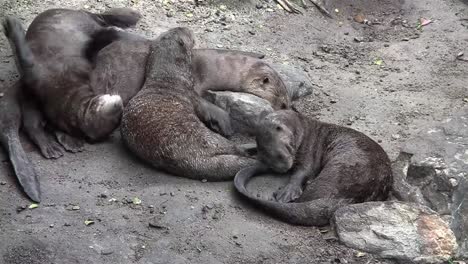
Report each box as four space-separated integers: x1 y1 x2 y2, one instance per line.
334 201 458 263
271 63 314 101
394 108 468 257
205 91 273 135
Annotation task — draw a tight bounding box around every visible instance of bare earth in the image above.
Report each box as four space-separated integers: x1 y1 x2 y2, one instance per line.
0 0 467 263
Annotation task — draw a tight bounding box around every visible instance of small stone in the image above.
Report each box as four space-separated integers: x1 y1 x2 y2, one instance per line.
84 4 89 9
0 181 6 185
266 8 274 12
0 93 4 98
233 235 238 239
354 37 364 43
449 178 458 187
49 224 54 228
201 179 208 183
166 12 173 18
16 205 27 213
391 134 401 140
344 32 349 35
402 38 410 41
235 241 242 247
384 43 390 47
255 4 263 9
72 205 80 210
170 192 175 196
248 30 255 35
64 223 71 226
98 193 108 198
101 249 114 255
216 44 223 48
330 100 337 104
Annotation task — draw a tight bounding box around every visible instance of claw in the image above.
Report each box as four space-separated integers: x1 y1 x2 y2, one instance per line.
275 0 302 14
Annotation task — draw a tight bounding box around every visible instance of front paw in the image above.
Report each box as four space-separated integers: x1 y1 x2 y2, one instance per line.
274 184 303 203
55 132 85 153
40 140 64 159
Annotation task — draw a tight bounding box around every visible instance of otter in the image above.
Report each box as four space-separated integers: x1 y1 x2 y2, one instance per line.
86 29 291 110
120 27 257 181
3 8 141 149
234 110 393 226
0 82 41 202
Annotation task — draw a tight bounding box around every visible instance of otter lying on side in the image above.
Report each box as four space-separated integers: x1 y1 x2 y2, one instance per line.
234 110 393 226
121 27 256 181
3 8 141 149
86 29 291 110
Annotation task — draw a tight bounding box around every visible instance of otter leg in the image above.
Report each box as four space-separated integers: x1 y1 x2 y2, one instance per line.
274 169 311 203
234 143 257 157
54 131 84 153
21 94 63 159
194 98 233 137
89 8 142 28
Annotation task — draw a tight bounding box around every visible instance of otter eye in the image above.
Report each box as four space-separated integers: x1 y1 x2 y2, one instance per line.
263 77 269 84
280 103 287 109
276 126 282 131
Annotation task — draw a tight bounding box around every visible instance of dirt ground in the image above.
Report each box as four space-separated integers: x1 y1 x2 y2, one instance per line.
0 0 467 263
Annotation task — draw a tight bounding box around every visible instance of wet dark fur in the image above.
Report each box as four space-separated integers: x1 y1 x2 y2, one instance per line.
120 28 257 181
234 110 393 226
86 29 290 110
3 8 141 144
0 82 41 202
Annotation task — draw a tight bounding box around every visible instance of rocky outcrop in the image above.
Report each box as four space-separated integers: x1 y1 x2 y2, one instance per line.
393 108 468 258
271 63 314 101
334 201 458 263
205 91 273 135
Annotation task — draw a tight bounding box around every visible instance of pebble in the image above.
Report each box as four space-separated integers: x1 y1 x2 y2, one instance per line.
98 193 108 198
101 249 114 255
64 223 71 226
49 224 54 228
391 134 401 140
248 30 255 35
0 93 4 98
201 179 208 183
449 178 458 187
0 181 6 185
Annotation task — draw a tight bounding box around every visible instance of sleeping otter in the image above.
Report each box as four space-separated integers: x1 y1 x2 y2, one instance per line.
234 110 393 226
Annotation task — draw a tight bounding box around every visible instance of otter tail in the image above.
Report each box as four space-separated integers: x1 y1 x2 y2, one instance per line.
4 133 42 202
89 8 142 28
2 17 38 87
234 165 350 226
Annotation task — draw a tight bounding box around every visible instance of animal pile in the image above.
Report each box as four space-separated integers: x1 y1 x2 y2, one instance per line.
1 7 392 226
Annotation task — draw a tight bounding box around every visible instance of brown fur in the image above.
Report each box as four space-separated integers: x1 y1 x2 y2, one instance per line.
121 27 256 181
87 30 291 109
234 110 393 226
4 9 141 143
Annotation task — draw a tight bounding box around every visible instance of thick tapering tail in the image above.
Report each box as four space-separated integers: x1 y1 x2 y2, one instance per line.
88 8 142 28
4 133 41 202
2 17 38 87
234 165 349 226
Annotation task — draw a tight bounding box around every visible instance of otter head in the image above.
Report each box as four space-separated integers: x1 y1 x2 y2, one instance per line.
242 63 291 111
159 27 195 52
79 94 123 141
255 110 302 173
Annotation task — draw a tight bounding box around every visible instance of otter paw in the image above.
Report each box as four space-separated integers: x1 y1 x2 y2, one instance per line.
39 139 64 159
274 184 303 203
55 132 84 153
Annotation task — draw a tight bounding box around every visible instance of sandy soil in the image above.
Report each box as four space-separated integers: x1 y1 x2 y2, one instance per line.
0 0 467 263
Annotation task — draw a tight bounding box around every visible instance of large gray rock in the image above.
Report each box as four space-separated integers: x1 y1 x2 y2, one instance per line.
334 201 458 263
205 91 273 135
394 108 468 257
271 63 314 101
